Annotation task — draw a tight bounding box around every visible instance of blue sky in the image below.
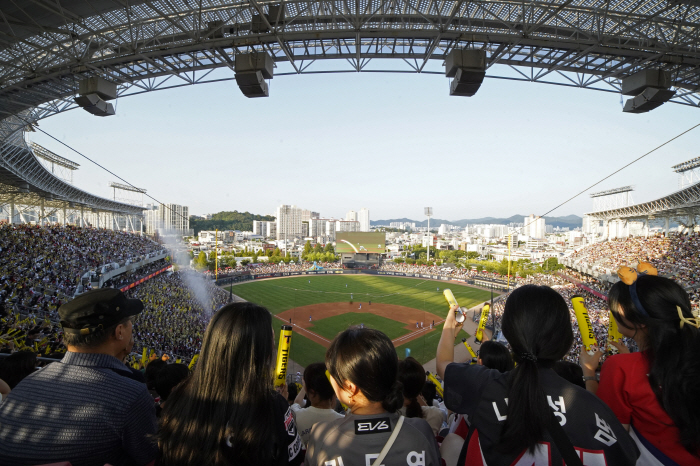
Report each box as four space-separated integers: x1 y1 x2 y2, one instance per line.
30 63 700 221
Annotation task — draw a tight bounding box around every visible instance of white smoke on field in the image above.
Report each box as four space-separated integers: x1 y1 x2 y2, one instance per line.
157 229 213 316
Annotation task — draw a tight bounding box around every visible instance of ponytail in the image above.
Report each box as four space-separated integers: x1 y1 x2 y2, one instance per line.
382 380 404 413
499 285 574 454
397 357 427 418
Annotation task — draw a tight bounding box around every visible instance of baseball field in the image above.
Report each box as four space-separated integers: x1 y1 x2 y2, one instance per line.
227 274 496 367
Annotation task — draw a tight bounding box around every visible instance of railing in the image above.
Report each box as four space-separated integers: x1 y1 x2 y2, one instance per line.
76 250 169 294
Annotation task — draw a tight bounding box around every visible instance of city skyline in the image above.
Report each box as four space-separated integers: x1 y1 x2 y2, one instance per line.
28 69 699 221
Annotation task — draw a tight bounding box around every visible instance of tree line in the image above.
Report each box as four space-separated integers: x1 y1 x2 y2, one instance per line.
190 211 275 235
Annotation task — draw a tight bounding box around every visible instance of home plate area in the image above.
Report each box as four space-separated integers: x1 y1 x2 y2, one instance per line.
275 303 444 348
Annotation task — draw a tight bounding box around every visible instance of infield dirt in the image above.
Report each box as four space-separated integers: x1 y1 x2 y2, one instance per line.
276 303 443 348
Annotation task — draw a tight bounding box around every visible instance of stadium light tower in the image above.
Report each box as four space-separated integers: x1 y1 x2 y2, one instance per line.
425 207 433 263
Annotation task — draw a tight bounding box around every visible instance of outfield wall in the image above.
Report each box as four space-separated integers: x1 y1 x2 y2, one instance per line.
215 269 513 291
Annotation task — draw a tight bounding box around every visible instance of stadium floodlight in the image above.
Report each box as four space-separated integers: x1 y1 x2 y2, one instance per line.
672 157 700 173
590 186 634 198
425 207 433 263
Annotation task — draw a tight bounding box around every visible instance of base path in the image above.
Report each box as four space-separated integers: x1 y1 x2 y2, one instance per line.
277 303 444 348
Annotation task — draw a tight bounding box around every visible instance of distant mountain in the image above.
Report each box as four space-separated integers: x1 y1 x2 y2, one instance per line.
371 215 582 229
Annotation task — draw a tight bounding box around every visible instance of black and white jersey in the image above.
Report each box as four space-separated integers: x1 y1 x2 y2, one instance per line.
444 363 639 466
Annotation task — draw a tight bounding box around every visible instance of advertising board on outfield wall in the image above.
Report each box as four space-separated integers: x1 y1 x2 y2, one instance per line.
214 269 513 291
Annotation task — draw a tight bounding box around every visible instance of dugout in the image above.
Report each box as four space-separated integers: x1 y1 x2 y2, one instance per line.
336 232 386 268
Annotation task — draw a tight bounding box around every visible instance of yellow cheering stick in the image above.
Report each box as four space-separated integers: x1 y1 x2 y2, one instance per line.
475 304 490 342
188 354 199 370
461 338 478 362
607 310 625 352
274 325 293 388
443 289 466 323
571 295 597 355
425 371 444 398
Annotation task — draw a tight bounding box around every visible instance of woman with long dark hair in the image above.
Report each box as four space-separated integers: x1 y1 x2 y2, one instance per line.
580 264 700 464
157 302 302 466
437 285 638 465
305 327 440 466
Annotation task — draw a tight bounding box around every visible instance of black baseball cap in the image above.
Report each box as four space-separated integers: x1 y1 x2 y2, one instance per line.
59 288 144 335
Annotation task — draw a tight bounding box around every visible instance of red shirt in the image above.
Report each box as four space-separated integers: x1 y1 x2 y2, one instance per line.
598 352 700 465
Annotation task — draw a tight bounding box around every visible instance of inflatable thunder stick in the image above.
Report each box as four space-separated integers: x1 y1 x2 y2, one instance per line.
461 338 478 360
443 289 465 323
426 371 445 398
571 295 597 355
274 325 293 388
608 310 624 345
475 304 490 341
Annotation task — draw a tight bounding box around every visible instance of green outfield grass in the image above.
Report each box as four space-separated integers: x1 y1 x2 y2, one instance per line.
230 275 495 366
309 312 410 341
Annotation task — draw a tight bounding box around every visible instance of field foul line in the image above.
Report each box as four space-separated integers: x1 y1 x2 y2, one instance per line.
273 314 331 344
273 313 446 346
391 320 446 344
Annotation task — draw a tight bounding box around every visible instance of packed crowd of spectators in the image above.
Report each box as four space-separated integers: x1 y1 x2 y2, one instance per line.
379 262 484 280
478 273 633 365
206 261 341 278
566 232 700 305
128 271 229 361
567 232 700 288
0 222 165 319
567 235 669 275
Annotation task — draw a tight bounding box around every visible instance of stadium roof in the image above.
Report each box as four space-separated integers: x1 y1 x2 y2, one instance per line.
0 0 699 127
0 137 144 215
585 181 700 222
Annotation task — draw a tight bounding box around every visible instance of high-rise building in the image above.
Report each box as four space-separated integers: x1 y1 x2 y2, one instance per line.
524 214 546 239
325 220 337 238
336 220 360 233
358 208 370 232
143 203 189 235
276 205 303 240
310 218 329 237
253 220 277 238
302 210 320 222
346 210 357 222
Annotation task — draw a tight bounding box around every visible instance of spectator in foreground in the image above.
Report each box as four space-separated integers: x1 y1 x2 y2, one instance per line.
291 362 344 446
397 357 446 435
477 340 514 373
305 328 441 466
153 363 190 417
0 288 157 466
157 302 303 466
581 265 700 464
437 285 639 465
0 350 37 389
